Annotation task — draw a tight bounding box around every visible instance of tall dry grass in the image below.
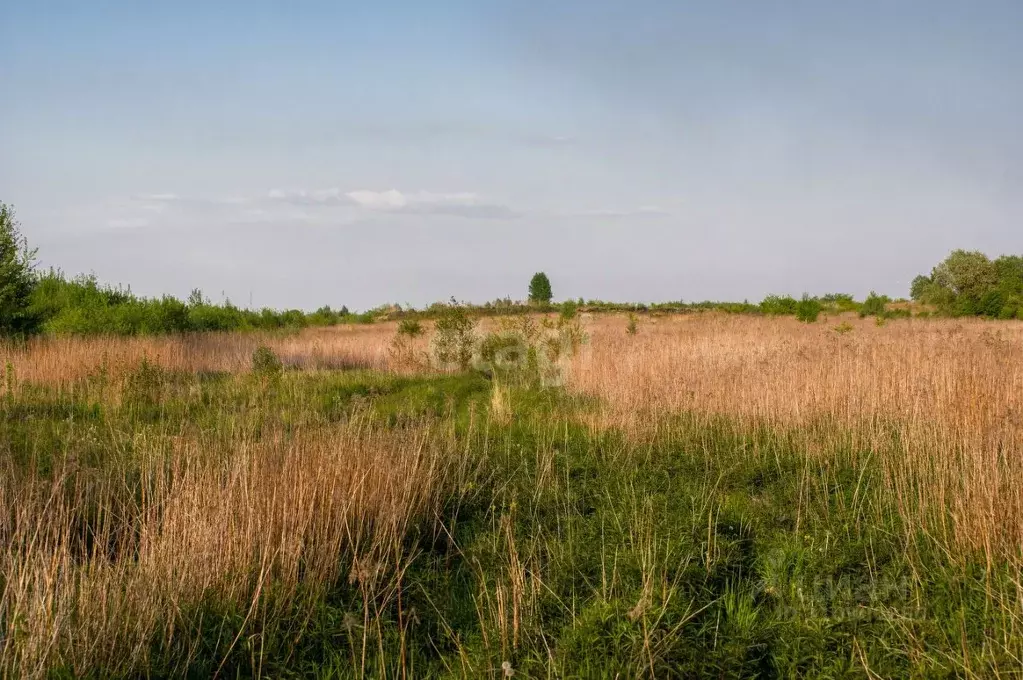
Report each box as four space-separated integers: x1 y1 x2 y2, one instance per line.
567 313 1023 560
0 416 477 677
6 313 1023 561
5 312 1023 674
0 325 400 387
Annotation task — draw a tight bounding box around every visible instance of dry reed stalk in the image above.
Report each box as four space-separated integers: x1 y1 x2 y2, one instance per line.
0 325 404 390
566 313 1023 559
0 415 476 678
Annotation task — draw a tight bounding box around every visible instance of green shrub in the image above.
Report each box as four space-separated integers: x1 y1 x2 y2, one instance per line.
478 332 531 380
432 305 478 371
979 290 1005 318
860 292 890 318
795 295 822 323
390 319 427 369
29 269 354 336
251 346 283 379
122 356 165 407
998 295 1022 320
308 305 346 326
626 314 638 335
397 318 424 338
760 295 799 316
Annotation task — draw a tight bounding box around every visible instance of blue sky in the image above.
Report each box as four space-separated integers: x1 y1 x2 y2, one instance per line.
2 1 1021 310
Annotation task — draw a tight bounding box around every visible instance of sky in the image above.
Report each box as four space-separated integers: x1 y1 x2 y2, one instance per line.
2 1 1021 311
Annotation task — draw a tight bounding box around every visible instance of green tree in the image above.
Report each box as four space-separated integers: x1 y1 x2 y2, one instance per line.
187 288 206 307
0 203 40 336
932 248 994 302
528 272 553 305
909 275 932 302
995 255 1023 296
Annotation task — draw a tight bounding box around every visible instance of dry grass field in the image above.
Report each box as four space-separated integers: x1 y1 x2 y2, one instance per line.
0 324 397 385
2 313 1022 676
570 314 1023 558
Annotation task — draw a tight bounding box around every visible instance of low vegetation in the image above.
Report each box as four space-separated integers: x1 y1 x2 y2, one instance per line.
2 314 1022 677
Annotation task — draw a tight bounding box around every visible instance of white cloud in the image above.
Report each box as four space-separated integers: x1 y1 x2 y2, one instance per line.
265 188 348 205
268 187 518 219
106 188 668 230
346 189 408 210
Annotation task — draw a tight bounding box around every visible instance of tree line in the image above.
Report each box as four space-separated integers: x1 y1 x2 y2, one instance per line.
0 203 362 336
3 200 1022 338
911 250 1023 319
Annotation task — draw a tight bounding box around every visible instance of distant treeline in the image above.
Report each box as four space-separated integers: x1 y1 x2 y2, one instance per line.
911 250 1023 319
391 292 906 322
21 274 910 338
6 200 1022 338
28 271 369 335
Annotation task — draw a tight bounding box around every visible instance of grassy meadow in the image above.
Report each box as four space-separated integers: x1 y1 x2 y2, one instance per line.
1 313 1022 677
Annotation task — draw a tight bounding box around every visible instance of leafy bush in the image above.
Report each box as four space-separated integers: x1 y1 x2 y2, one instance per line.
397 318 424 338
390 319 427 370
251 346 283 379
308 305 349 326
760 295 799 316
860 292 890 318
476 313 587 386
795 295 822 323
28 271 363 336
122 356 165 408
998 295 1022 320
821 293 859 313
979 290 1005 318
432 305 478 371
626 314 638 335
478 332 531 379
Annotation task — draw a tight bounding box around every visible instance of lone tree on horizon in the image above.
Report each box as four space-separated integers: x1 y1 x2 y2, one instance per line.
528 272 553 305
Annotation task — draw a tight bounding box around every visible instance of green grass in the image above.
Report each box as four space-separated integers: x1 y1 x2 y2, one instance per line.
1 365 1019 678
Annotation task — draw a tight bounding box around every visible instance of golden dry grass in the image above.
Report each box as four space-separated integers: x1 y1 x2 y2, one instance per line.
568 313 1023 559
3 312 1023 675
5 314 1023 560
0 416 476 677
0 324 399 387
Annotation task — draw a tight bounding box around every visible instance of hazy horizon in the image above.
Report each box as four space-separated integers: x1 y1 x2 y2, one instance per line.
3 1 1021 310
